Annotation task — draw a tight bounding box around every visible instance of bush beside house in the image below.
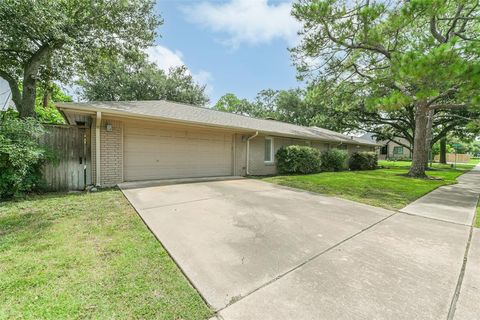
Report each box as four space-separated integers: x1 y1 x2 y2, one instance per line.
277 146 357 175
276 145 321 174
0 113 50 199
320 149 348 172
349 152 378 171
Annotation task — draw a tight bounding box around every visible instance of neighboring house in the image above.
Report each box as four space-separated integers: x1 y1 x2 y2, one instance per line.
0 78 13 111
361 133 412 160
57 100 379 187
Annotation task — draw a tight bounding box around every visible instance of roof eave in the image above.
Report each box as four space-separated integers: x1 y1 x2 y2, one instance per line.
56 103 379 146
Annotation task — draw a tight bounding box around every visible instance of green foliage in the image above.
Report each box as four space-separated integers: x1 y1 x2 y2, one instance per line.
276 145 321 174
291 0 480 177
34 83 71 124
35 105 64 124
0 0 161 117
213 88 345 131
79 57 209 106
348 152 378 171
320 149 348 172
213 93 264 117
0 113 49 198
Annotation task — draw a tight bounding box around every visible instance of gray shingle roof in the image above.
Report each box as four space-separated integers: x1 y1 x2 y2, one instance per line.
56 100 379 146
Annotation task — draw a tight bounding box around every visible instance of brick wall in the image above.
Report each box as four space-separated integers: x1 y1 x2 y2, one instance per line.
100 119 123 186
91 118 123 187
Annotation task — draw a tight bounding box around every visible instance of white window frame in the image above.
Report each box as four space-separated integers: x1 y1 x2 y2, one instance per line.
264 137 274 164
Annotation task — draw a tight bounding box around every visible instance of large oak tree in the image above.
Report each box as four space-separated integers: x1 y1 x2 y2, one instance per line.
0 0 161 118
292 0 480 177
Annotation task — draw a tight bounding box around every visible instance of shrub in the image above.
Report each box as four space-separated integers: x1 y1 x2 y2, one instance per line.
349 152 378 171
276 145 321 174
0 113 49 199
320 149 348 172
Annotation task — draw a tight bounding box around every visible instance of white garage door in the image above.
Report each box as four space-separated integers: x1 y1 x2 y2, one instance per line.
124 121 233 181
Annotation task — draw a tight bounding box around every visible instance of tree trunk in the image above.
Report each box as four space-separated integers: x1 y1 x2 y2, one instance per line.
42 86 50 108
408 103 429 178
19 75 37 118
440 137 447 164
424 109 434 169
18 43 54 118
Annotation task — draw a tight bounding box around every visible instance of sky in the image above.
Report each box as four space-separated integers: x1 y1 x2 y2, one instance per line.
149 0 302 104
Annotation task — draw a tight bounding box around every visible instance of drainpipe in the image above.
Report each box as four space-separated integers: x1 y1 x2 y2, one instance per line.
246 131 259 175
95 111 101 186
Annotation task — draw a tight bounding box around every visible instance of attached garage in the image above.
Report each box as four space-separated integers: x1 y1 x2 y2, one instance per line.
123 120 233 181
56 100 379 188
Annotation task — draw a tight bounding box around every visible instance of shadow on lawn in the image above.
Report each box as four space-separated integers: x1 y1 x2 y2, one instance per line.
0 188 115 249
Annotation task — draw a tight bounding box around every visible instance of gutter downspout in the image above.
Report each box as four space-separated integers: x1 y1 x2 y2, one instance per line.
95 111 101 186
246 131 259 176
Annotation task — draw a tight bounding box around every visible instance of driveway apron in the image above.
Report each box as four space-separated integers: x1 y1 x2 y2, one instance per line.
120 170 479 319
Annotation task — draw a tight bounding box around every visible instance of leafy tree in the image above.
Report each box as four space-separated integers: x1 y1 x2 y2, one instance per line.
305 81 480 155
35 83 72 124
79 57 209 105
213 93 264 116
213 89 337 129
292 0 480 177
161 66 210 105
0 0 161 118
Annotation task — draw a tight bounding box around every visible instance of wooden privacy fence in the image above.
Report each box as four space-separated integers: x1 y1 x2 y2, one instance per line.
41 125 91 191
434 153 471 163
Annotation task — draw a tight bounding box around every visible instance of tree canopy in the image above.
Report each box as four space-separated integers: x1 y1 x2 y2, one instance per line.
78 56 209 106
291 0 480 177
0 0 161 117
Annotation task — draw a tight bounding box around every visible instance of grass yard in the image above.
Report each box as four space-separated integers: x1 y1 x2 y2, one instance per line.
262 160 479 210
0 190 212 320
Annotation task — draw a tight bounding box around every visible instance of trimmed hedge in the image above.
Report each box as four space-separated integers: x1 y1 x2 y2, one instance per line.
349 151 378 171
276 145 321 174
320 149 348 172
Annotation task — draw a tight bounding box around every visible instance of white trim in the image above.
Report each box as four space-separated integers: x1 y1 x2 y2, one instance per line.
232 134 236 175
95 111 101 186
264 136 274 164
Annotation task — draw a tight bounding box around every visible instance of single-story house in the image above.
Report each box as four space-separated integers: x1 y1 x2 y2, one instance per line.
361 133 412 160
56 100 379 187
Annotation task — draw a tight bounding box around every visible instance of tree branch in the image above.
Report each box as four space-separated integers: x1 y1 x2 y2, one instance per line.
430 103 467 110
430 16 447 43
323 22 392 60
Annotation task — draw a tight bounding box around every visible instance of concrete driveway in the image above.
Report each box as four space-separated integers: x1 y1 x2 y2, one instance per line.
120 178 473 319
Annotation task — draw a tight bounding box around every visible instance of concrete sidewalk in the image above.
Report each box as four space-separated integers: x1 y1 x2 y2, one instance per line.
401 164 480 225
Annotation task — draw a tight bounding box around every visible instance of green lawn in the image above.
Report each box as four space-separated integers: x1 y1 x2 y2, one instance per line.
262 160 478 210
0 190 212 320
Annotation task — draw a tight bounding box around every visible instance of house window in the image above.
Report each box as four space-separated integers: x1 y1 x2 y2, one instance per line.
393 146 404 155
380 145 388 155
264 137 274 163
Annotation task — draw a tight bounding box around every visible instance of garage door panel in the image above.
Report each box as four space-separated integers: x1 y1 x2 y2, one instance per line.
124 122 233 181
